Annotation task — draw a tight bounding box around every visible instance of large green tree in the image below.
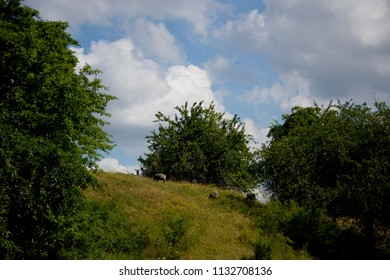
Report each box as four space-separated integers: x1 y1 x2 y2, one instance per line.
0 0 116 258
259 100 390 250
139 101 256 191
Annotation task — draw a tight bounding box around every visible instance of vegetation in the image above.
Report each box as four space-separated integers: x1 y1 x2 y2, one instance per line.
0 0 116 258
1 0 389 260
139 101 256 192
138 99 389 259
61 173 310 260
259 100 390 257
50 172 389 260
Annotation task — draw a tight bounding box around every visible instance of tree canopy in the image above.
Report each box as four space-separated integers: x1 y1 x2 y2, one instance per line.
0 0 116 258
139 101 256 191
259 100 390 250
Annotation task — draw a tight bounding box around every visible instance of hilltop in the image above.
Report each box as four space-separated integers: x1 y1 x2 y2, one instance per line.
61 172 310 260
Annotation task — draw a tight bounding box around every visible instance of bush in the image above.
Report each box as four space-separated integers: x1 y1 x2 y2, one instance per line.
254 239 272 260
284 208 370 259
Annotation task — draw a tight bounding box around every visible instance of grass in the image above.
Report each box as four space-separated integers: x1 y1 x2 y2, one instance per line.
62 172 311 260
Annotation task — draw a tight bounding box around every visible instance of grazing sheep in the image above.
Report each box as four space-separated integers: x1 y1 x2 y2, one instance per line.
153 173 166 183
209 191 219 200
246 193 256 202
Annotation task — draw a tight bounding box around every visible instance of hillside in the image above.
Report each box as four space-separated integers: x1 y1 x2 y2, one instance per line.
62 172 310 260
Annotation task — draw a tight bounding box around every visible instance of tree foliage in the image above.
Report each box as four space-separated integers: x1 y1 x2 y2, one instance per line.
0 0 116 258
139 101 256 191
259 100 390 250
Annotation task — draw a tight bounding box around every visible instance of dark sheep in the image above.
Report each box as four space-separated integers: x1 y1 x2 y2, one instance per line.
246 193 256 201
208 190 219 199
153 173 166 183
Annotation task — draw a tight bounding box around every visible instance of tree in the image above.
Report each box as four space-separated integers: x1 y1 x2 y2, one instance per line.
138 101 256 191
259 100 390 251
267 105 321 141
0 0 116 258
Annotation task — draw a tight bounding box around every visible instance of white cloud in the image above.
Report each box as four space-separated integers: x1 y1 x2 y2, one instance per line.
73 37 224 166
264 0 390 103
326 0 390 47
243 118 269 147
214 0 390 110
24 0 390 168
204 55 263 87
74 38 168 126
165 65 219 110
244 71 313 112
98 158 131 173
26 0 226 36
214 9 268 52
205 56 238 84
207 56 231 73
25 0 111 26
128 18 186 64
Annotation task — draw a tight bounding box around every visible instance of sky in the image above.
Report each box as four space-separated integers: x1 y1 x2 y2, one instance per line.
25 0 390 174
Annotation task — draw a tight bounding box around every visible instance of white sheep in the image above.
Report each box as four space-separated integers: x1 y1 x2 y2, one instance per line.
208 190 219 199
153 173 166 183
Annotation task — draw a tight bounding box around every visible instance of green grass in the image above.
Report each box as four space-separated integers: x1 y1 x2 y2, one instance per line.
61 172 311 260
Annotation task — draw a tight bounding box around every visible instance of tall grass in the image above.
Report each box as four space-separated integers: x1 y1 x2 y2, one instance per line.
60 173 311 260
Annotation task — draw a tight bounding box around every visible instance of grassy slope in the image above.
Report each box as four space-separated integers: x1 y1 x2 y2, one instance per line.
74 172 309 260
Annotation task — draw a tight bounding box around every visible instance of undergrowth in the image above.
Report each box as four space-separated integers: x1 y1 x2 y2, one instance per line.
60 173 311 259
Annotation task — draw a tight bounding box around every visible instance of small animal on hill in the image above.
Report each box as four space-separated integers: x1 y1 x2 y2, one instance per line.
246 192 256 201
208 190 219 199
153 173 166 183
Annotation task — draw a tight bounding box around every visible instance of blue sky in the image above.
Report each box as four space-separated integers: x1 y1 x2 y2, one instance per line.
25 0 390 173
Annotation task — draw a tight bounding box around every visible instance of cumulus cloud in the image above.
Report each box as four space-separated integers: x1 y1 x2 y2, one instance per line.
26 0 226 36
23 0 390 168
98 158 131 173
128 18 186 64
264 0 390 102
244 71 314 112
215 0 390 109
77 38 220 125
242 118 269 148
204 56 259 85
73 37 224 166
165 65 220 110
25 0 111 26
326 0 390 48
213 9 268 52
204 56 232 85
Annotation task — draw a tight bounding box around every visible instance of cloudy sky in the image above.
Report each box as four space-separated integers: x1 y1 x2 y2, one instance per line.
25 0 390 173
